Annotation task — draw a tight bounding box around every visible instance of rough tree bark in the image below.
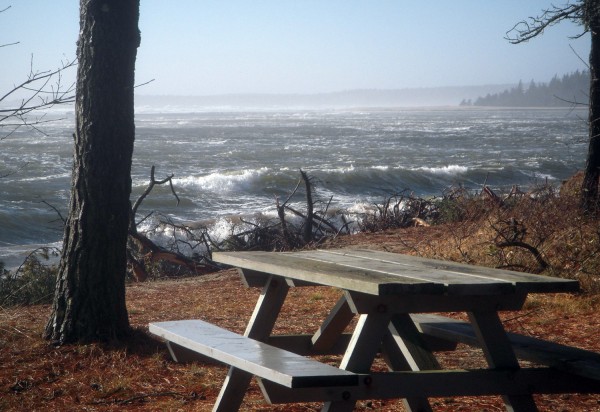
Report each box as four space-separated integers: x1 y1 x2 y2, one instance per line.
45 0 140 344
582 10 600 212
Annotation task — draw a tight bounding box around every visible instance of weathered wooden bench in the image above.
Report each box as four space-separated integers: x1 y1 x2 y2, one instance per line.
149 319 359 389
411 313 600 382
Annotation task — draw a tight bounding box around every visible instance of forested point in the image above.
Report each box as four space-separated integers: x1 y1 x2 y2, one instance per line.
461 70 590 107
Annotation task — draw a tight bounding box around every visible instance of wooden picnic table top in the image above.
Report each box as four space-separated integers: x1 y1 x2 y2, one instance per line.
212 248 579 296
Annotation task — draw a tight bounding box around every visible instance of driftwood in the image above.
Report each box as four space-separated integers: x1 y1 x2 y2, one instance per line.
275 176 302 248
130 165 179 232
482 186 503 206
222 170 348 251
127 166 215 281
300 170 313 243
359 190 438 232
128 231 214 281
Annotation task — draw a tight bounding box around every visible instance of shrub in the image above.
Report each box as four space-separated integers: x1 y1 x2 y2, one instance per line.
0 249 58 307
359 190 438 232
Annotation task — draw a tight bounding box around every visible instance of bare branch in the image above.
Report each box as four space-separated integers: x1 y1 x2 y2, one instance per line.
0 57 76 137
570 44 591 69
41 200 66 225
553 93 589 106
0 41 19 48
505 3 585 44
0 6 18 48
134 78 155 89
131 165 179 229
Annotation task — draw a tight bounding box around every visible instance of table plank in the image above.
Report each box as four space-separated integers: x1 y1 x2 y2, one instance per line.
213 251 445 296
320 249 579 293
213 249 579 296
297 250 513 295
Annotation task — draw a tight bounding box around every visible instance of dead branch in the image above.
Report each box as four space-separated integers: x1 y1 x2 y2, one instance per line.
157 215 219 258
482 186 503 206
128 230 214 278
275 196 291 248
126 166 219 281
496 240 549 271
0 6 19 49
284 204 339 236
126 249 148 281
491 217 549 272
41 200 66 225
0 56 76 137
300 169 314 243
314 195 334 236
0 41 19 48
505 3 586 44
14 247 60 276
130 165 179 231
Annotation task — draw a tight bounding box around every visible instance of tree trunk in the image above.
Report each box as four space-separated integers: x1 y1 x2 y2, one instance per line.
582 11 600 213
45 0 140 344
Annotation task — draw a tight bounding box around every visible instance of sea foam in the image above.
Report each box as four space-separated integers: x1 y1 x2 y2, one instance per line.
413 165 469 175
173 168 269 192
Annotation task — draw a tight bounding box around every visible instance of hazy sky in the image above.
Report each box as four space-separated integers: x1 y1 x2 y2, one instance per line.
1 1 591 96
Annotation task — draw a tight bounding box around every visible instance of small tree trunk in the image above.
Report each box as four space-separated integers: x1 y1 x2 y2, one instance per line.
45 0 140 344
582 16 600 214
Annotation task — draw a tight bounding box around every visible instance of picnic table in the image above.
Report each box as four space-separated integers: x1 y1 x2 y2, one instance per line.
149 248 600 411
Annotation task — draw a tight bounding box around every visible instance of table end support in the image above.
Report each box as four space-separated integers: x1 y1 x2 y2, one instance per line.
469 311 539 412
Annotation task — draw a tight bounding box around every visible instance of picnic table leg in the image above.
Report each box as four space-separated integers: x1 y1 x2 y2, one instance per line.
321 312 392 412
311 295 355 352
381 313 439 412
212 275 290 412
468 311 539 412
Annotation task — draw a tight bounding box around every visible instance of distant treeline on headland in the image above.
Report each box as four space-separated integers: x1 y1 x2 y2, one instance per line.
461 70 589 107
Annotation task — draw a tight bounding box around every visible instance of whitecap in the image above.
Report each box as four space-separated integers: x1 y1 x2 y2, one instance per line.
173 168 268 192
321 164 356 174
413 165 469 175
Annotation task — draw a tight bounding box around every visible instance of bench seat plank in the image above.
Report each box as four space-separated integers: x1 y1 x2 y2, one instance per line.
411 314 600 381
149 320 359 388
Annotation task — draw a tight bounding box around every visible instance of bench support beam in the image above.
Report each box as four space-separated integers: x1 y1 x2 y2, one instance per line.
321 302 393 412
259 368 600 404
383 313 439 412
213 274 290 412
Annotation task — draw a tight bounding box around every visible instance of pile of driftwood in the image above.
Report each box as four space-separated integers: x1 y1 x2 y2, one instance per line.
126 168 352 281
126 167 556 281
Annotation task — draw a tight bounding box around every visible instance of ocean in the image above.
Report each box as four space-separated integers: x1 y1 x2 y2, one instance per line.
0 106 588 269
